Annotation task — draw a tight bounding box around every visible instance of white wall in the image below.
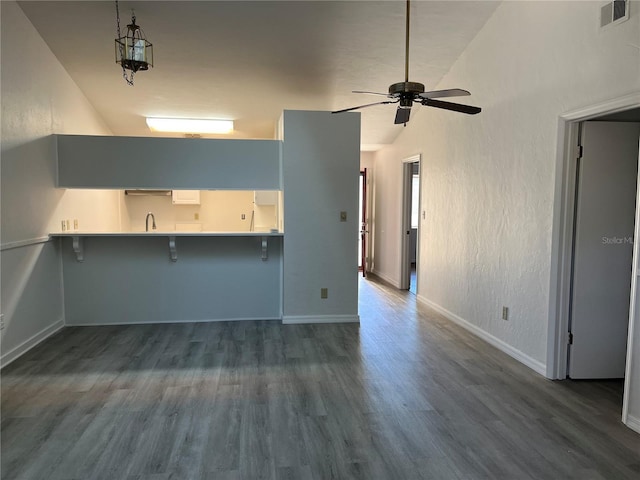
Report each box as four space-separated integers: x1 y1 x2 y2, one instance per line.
282 111 361 323
360 151 375 171
0 2 114 365
121 190 266 232
49 189 123 233
372 1 638 385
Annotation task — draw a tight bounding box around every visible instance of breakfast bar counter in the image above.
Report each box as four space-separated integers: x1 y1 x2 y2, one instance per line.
51 231 283 262
52 232 284 326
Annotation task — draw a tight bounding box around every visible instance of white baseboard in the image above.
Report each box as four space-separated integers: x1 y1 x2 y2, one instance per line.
369 269 401 289
282 314 360 325
1 319 64 368
66 316 281 327
417 295 546 376
624 414 640 434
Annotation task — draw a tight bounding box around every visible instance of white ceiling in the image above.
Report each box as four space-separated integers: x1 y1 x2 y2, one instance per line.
18 0 499 150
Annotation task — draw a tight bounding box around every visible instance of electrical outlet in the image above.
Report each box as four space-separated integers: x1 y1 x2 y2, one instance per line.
502 306 509 321
73 219 79 230
340 211 347 222
194 213 199 220
321 288 328 299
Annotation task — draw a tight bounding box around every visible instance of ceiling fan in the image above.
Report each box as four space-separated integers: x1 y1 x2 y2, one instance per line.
332 0 481 125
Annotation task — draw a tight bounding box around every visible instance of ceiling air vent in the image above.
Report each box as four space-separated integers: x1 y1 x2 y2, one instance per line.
601 0 629 28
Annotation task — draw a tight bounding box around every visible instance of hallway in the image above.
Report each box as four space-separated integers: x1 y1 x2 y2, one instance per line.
1 275 638 479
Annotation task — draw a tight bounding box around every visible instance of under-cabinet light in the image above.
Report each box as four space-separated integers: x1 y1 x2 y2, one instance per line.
146 117 234 134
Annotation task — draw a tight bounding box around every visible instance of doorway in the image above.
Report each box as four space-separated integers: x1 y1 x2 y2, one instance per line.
400 155 421 292
548 94 640 427
358 169 367 277
568 119 639 379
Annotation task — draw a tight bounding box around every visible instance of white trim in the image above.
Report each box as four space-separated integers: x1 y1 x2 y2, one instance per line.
624 414 640 434
1 320 64 368
561 92 640 121
548 92 640 380
370 269 401 289
0 236 50 251
66 316 282 327
282 314 360 325
623 144 640 425
418 295 546 377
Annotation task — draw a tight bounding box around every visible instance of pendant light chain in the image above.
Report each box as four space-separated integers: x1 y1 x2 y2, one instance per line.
115 0 135 86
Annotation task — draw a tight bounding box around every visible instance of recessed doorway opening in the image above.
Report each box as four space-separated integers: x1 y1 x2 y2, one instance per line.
401 155 421 293
548 93 640 431
358 169 368 277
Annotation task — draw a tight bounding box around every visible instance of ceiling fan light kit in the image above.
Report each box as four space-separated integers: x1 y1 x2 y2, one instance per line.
333 0 481 125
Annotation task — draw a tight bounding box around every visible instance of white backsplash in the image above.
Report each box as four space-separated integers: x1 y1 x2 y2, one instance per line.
122 190 278 232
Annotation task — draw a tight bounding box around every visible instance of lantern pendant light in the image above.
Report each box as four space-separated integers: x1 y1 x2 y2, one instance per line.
114 0 153 86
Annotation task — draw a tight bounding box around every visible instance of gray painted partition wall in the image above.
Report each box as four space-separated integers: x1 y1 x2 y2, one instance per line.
61 236 283 324
57 135 282 190
282 111 361 323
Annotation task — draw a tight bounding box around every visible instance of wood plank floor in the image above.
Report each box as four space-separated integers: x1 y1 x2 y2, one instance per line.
2 275 639 479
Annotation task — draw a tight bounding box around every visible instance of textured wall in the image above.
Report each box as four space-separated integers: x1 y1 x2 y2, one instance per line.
372 2 638 369
0 2 114 365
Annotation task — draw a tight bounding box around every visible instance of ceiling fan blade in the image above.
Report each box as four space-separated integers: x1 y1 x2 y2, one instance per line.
394 107 411 124
352 90 391 97
332 100 397 114
419 88 471 99
422 98 481 115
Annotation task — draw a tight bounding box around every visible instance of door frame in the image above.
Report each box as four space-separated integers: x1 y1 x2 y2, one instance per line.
400 154 421 290
547 93 640 416
359 169 367 276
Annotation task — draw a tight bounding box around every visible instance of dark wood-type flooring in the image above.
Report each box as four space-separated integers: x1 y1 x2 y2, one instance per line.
2 275 639 479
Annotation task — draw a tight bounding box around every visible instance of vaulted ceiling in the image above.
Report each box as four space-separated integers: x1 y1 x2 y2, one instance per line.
18 1 500 150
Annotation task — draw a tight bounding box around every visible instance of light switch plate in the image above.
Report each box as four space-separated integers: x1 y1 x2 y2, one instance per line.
340 211 347 222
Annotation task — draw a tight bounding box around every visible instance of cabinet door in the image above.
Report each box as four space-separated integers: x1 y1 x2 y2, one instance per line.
254 190 278 205
172 190 201 205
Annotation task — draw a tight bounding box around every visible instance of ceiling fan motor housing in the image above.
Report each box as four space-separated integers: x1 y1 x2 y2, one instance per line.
389 82 425 95
390 82 424 109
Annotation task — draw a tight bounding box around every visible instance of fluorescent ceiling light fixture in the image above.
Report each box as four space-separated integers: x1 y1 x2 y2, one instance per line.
146 117 234 134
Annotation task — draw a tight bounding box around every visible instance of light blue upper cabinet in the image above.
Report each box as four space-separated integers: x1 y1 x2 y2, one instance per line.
56 135 282 190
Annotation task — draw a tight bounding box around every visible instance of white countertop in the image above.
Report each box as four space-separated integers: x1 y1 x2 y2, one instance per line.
50 231 283 237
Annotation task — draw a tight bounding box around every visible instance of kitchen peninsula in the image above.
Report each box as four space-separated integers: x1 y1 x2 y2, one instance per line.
48 111 359 330
53 231 283 325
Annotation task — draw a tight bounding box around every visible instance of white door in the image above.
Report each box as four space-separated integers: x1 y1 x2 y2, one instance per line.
569 121 640 379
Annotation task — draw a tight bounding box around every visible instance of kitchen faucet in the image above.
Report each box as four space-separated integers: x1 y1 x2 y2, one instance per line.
145 212 156 232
